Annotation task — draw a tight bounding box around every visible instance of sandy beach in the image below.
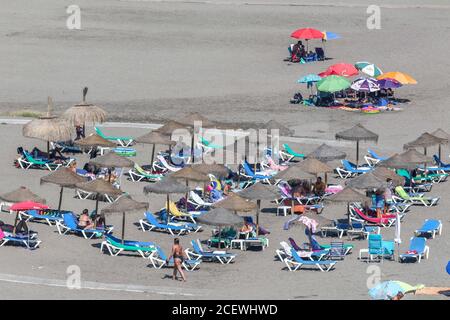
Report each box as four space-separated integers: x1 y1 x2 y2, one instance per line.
0 0 449 300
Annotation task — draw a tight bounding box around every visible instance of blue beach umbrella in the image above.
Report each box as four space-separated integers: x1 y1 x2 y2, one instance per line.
298 74 322 94
368 281 425 300
322 31 341 41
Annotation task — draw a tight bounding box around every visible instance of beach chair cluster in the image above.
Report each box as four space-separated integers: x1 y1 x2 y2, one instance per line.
16 148 75 171
139 212 202 236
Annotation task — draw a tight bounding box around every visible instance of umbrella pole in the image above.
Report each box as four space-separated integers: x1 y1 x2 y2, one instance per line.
166 194 170 218
151 144 156 167
94 197 99 228
291 199 295 215
438 144 442 160
12 211 19 236
58 187 64 211
191 134 195 163
325 172 328 186
356 141 360 167
121 212 125 245
47 141 50 156
424 147 427 156
347 202 351 226
256 199 261 235
185 179 189 212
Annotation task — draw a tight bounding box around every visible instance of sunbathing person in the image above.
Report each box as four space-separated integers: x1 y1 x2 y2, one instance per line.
167 238 187 282
78 209 95 230
239 221 254 238
312 177 326 196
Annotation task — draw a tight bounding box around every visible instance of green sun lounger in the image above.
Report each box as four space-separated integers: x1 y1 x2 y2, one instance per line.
100 234 156 258
199 137 224 149
393 186 439 207
95 127 134 147
279 143 305 162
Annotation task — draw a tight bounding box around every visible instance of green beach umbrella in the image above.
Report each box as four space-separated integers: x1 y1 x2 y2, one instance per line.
316 75 350 93
355 62 383 78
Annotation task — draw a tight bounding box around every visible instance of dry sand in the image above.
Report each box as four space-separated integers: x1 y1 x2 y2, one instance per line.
0 0 449 299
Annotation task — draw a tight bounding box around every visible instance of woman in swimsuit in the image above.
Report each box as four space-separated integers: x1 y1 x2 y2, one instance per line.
167 238 187 282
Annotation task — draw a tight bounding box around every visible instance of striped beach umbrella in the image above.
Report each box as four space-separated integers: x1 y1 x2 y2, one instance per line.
350 77 380 92
355 62 383 77
377 72 417 85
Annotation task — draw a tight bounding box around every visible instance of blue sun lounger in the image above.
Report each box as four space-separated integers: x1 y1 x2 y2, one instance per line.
148 246 201 271
0 231 41 250
19 209 67 226
335 160 372 179
365 148 388 166
56 213 113 239
399 237 429 263
284 249 337 272
100 234 156 258
414 219 442 238
186 240 236 264
139 212 193 236
433 155 450 169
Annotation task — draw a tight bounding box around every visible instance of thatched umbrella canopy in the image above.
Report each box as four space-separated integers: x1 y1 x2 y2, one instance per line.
169 166 210 211
431 129 450 159
346 172 387 190
155 120 191 135
325 187 371 225
135 131 176 165
404 132 448 157
0 186 46 204
101 195 149 244
307 143 347 162
74 134 115 148
296 158 333 184
196 207 243 227
23 97 72 153
191 163 230 179
143 177 191 219
274 164 316 181
175 112 218 129
398 149 434 164
261 120 294 137
213 193 257 213
335 124 379 166
238 183 280 232
75 179 123 225
40 168 88 210
89 151 134 168
372 167 405 186
63 87 107 130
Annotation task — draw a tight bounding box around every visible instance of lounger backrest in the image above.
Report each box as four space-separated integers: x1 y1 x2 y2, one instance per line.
342 160 357 171
0 228 4 240
191 240 202 254
409 237 426 253
145 212 161 227
288 237 301 251
310 236 322 251
395 186 410 200
283 144 295 155
290 248 304 262
63 213 79 229
135 163 146 175
368 234 383 254
433 155 443 167
106 233 122 244
280 241 291 254
421 219 440 231
242 161 255 176
190 191 204 205
156 246 167 260
368 149 380 160
168 201 182 216
94 127 106 138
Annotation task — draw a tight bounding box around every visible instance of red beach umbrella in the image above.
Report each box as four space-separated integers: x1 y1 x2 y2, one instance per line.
290 28 324 51
319 63 359 77
10 201 49 211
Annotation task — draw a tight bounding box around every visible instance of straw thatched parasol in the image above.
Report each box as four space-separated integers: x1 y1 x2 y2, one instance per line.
101 195 148 244
191 163 230 179
261 120 294 137
135 131 176 165
346 172 387 190
404 132 448 156
335 123 379 166
213 193 257 213
398 149 434 164
169 167 210 211
63 87 107 129
175 112 218 129
75 179 123 225
238 182 280 231
155 120 191 136
196 207 243 227
74 134 115 148
23 97 72 153
0 186 46 204
143 177 191 219
325 187 371 225
89 151 134 169
296 157 333 184
431 129 450 159
307 143 347 162
378 153 416 170
372 167 405 186
40 168 88 210
274 164 316 181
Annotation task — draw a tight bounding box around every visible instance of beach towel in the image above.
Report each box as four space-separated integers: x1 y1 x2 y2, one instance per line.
298 216 319 233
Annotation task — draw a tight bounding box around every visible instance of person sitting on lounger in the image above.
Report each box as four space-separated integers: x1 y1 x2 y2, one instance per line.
239 221 254 238
78 209 95 230
167 238 187 282
312 177 326 196
384 178 394 213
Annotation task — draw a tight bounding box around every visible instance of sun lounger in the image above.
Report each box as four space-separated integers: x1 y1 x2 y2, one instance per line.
279 143 305 162
139 212 192 236
286 238 330 260
414 219 442 238
197 137 224 154
399 237 429 263
0 229 41 250
168 201 205 224
128 163 162 182
17 151 63 171
148 246 201 271
320 220 380 238
94 126 134 147
364 148 388 166
153 155 182 173
310 236 354 256
276 241 329 262
100 234 156 258
284 249 337 272
185 239 236 264
19 209 66 226
56 213 113 239
241 161 274 185
349 206 396 227
188 191 214 209
335 160 372 179
51 141 83 154
433 155 450 170
359 234 395 261
393 186 439 207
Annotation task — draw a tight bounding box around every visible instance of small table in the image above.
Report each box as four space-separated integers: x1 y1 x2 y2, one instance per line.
359 248 369 260
276 206 291 216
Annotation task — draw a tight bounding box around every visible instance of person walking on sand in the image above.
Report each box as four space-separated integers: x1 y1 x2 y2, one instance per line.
167 238 187 282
